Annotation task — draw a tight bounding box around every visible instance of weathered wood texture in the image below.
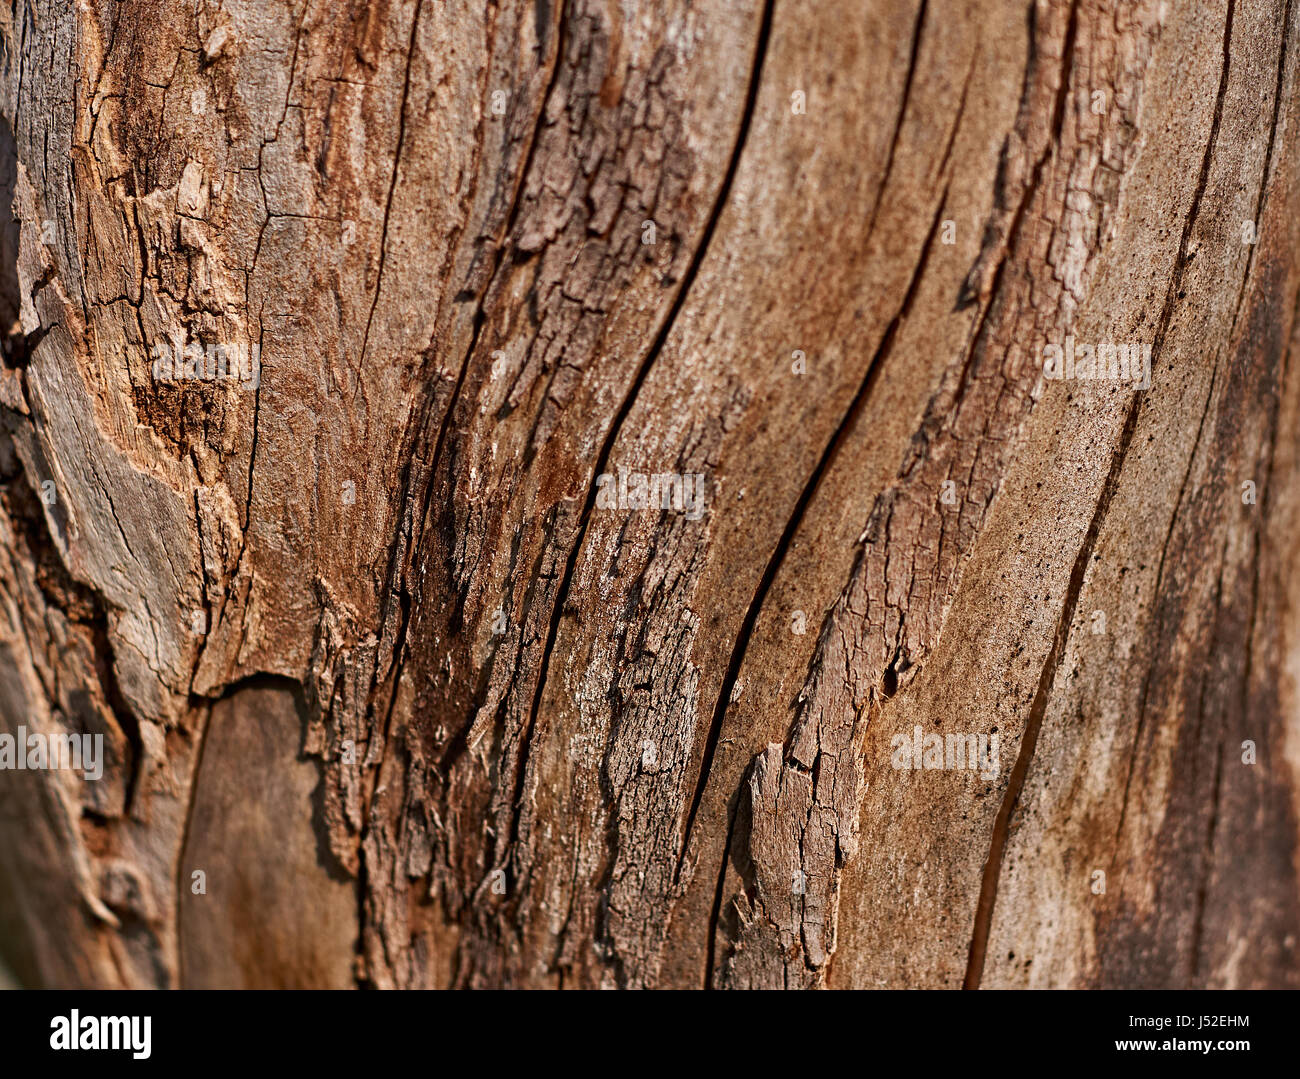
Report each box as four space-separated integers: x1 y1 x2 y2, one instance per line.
0 0 1298 989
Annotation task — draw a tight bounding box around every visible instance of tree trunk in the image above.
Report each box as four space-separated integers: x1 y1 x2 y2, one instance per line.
0 0 1298 990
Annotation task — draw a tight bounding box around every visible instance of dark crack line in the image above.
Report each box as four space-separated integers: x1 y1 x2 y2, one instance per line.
683 186 951 887
349 0 569 987
1188 531 1230 982
1112 357 1219 854
1109 0 1237 866
503 0 778 896
965 0 1238 984
702 772 744 989
358 0 425 366
402 2 573 775
963 389 1143 990
862 0 928 245
358 0 568 821
1227 0 1293 338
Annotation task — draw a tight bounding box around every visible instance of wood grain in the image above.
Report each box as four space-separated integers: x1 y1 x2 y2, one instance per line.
0 0 1296 989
